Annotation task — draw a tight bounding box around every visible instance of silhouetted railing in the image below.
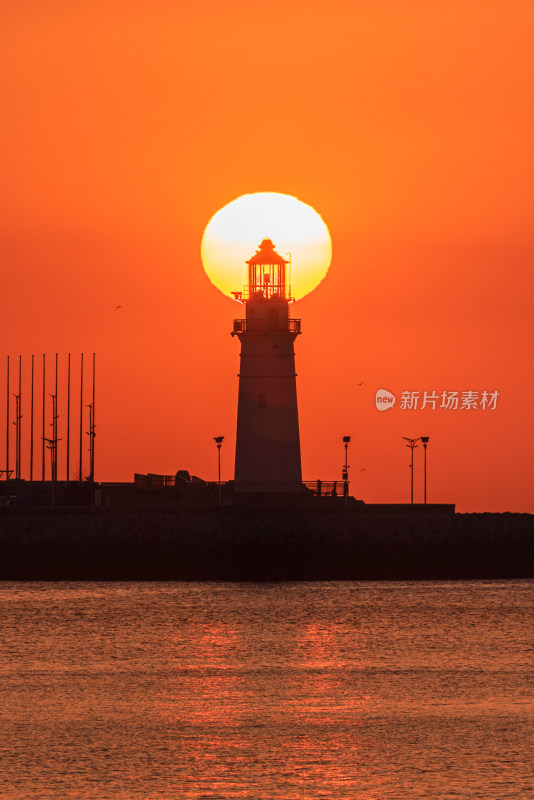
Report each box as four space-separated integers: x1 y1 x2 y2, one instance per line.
232 286 293 301
303 481 348 497
234 481 303 493
134 474 349 498
235 481 348 496
232 319 301 335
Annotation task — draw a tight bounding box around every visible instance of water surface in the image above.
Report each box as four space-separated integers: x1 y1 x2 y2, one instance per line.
0 581 532 799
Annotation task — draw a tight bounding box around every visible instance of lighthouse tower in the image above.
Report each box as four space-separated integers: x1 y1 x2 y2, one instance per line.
231 238 302 492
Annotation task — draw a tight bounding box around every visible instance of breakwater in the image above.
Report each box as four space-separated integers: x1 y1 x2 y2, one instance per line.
0 508 532 580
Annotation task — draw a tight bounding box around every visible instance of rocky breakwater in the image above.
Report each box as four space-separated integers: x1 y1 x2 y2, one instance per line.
0 507 532 580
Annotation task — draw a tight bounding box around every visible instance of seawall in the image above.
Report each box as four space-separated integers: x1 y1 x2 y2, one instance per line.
0 508 533 580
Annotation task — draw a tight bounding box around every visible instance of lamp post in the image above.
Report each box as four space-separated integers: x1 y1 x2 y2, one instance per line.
421 436 429 504
86 402 95 482
13 392 21 480
214 436 224 504
342 435 350 502
86 401 96 506
402 437 420 504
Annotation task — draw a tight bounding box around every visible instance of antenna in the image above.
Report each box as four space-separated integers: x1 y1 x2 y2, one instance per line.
12 356 22 479
30 355 34 481
91 353 95 483
66 353 71 481
79 353 84 482
42 354 46 480
286 252 292 298
18 355 22 479
5 356 9 480
54 353 58 482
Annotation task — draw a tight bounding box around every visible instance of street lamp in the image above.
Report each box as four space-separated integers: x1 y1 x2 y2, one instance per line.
402 437 420 504
213 436 224 503
342 435 351 501
421 436 430 504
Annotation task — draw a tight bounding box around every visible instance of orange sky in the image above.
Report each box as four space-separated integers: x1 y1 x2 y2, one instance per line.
1 0 533 511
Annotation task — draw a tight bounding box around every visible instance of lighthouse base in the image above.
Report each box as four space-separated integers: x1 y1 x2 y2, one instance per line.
234 327 302 489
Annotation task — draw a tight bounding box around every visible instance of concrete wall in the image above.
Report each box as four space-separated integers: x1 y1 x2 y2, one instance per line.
0 508 532 580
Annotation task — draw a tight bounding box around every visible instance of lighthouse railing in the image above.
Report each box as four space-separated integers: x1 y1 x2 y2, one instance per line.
232 318 301 335
231 286 293 301
233 480 348 496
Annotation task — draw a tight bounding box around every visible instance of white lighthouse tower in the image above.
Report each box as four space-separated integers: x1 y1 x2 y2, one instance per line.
231 238 302 492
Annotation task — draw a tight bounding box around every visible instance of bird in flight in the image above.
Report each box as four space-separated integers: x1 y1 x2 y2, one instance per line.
115 305 123 309
357 381 364 386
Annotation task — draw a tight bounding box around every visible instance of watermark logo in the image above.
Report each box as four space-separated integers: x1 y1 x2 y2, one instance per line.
375 388 499 411
375 388 396 411
399 390 499 410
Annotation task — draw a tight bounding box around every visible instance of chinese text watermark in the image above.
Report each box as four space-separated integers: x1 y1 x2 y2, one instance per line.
375 389 499 412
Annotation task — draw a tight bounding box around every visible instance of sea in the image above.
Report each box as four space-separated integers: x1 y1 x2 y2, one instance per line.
0 581 532 800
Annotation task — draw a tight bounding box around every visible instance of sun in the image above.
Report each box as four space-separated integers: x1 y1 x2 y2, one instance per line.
201 192 332 301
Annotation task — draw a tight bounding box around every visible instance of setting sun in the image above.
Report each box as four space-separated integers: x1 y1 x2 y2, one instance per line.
201 193 332 301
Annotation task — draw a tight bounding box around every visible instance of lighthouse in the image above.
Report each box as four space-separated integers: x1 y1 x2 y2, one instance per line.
231 238 302 492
